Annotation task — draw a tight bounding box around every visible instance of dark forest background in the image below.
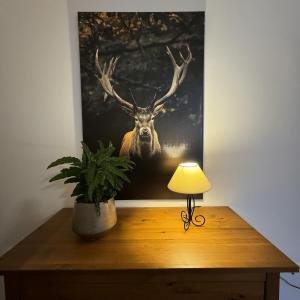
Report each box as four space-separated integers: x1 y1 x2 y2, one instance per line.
78 12 205 199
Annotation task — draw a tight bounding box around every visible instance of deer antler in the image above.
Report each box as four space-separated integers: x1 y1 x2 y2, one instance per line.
95 49 135 116
151 44 192 116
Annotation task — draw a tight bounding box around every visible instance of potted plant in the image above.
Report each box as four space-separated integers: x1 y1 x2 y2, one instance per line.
47 141 134 239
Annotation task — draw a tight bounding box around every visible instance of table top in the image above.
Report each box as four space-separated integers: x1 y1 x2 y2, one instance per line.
0 207 298 273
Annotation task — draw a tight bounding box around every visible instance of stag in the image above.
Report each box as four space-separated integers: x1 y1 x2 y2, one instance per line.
95 45 192 159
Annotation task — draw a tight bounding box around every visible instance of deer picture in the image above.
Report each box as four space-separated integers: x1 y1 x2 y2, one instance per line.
95 44 192 159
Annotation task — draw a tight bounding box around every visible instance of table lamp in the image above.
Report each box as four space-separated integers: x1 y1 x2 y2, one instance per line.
168 162 212 231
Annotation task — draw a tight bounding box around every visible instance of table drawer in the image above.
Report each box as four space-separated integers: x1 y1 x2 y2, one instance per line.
6 271 266 300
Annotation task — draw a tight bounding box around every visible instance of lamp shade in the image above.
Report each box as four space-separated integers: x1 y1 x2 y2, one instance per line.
167 162 212 194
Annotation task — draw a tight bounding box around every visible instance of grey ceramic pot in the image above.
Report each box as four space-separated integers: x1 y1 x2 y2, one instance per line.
72 199 117 240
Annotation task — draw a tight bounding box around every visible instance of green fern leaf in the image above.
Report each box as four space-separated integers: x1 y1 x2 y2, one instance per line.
49 167 81 182
47 156 81 169
85 162 96 185
71 183 86 197
105 172 115 188
82 142 93 161
64 177 80 184
107 165 130 183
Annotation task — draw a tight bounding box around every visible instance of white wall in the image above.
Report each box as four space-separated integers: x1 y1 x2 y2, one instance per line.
0 0 300 299
0 0 77 299
205 1 300 299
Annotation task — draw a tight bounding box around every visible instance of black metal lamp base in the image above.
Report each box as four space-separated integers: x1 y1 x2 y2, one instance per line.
181 194 206 231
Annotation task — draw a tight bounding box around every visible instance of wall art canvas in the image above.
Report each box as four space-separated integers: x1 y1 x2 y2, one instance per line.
78 12 205 199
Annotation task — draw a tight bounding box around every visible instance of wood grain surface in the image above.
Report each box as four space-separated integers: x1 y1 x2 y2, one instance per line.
0 207 298 273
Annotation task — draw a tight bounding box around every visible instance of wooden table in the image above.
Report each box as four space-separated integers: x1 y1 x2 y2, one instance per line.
0 207 298 300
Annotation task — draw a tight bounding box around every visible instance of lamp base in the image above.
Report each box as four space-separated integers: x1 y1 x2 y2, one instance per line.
181 194 206 231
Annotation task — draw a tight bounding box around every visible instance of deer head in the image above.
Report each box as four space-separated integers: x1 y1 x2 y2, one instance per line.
95 45 192 158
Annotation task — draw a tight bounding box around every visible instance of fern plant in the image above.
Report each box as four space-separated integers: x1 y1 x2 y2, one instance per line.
47 141 134 214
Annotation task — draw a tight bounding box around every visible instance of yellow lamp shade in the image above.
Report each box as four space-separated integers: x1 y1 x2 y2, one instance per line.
167 162 212 194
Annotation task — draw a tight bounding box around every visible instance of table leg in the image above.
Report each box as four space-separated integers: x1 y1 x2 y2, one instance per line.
265 272 279 300
4 273 21 300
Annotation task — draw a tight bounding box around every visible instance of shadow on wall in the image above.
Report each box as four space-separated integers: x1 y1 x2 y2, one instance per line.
66 0 84 158
43 176 75 210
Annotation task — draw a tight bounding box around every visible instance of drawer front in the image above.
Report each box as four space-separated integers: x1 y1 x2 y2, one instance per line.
6 271 266 300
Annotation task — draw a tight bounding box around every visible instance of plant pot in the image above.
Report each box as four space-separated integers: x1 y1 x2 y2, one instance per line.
72 199 117 240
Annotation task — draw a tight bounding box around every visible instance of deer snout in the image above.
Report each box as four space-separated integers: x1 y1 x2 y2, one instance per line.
140 128 150 136
139 127 151 140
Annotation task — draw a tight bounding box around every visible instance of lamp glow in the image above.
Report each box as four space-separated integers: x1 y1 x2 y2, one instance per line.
168 162 211 194
168 162 212 231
